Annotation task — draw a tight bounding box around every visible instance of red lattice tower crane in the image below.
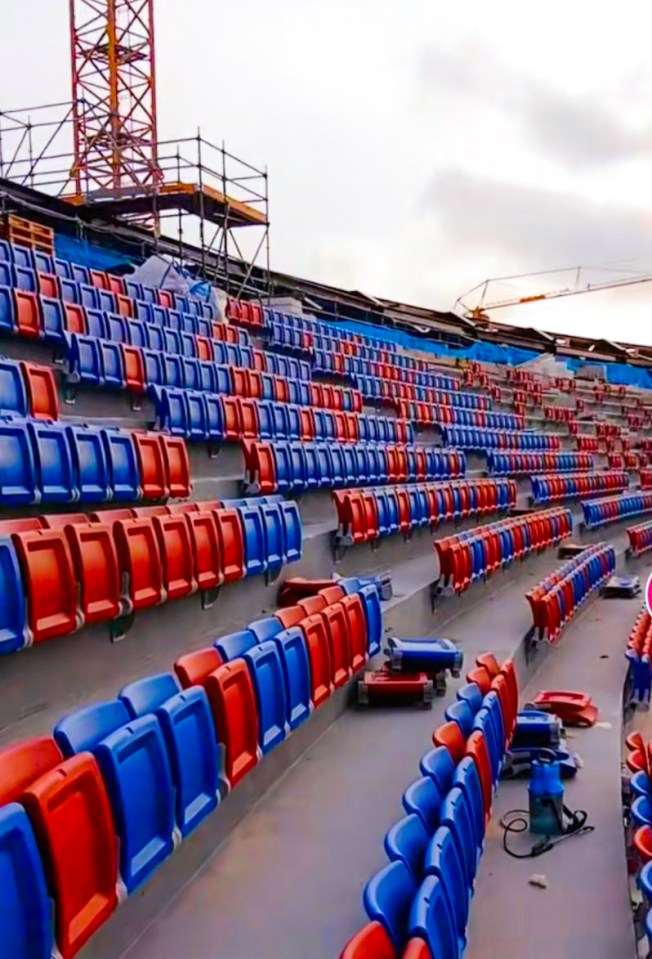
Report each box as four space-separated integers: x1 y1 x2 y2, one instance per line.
69 0 162 200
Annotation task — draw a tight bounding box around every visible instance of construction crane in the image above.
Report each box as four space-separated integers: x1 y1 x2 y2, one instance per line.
455 266 652 322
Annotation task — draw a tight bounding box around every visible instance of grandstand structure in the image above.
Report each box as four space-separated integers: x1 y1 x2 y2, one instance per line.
3 8 652 959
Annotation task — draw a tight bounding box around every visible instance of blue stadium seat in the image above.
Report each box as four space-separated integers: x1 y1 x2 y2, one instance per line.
408 873 459 959
445 700 475 738
54 700 176 892
359 582 382 655
243 641 288 753
419 746 456 796
261 501 286 570
215 629 257 662
0 537 27 654
66 425 111 502
97 340 125 388
0 803 54 959
119 673 220 837
248 617 283 644
40 296 66 341
27 421 78 503
0 420 38 505
85 309 108 339
0 360 28 416
402 776 443 832
436 786 479 887
238 504 268 575
101 429 140 501
364 860 418 952
272 626 312 730
384 813 430 880
0 286 16 332
456 683 484 715
452 757 485 852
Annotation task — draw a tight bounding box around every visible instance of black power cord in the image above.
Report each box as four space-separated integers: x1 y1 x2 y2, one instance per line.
500 800 594 859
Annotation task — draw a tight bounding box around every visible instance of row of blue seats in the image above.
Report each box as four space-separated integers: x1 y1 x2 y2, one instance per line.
263 309 397 354
341 655 515 958
354 375 485 408
0 417 159 505
441 426 560 452
486 451 594 476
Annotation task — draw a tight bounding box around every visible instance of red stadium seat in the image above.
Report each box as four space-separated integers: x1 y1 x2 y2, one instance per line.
114 518 164 610
0 738 118 959
64 302 87 334
175 646 223 688
301 614 334 706
339 921 398 959
432 721 466 762
14 289 41 338
23 753 119 957
321 602 352 687
12 529 79 643
214 508 246 581
153 514 197 600
133 432 169 499
465 730 493 819
65 522 121 624
298 595 327 617
21 361 59 419
158 434 191 498
205 660 259 787
121 345 145 392
186 510 223 591
275 605 305 629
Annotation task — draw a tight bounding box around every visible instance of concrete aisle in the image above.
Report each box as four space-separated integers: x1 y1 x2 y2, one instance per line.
467 594 639 959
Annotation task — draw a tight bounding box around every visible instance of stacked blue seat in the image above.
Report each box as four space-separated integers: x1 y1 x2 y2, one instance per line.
582 491 652 529
340 656 512 958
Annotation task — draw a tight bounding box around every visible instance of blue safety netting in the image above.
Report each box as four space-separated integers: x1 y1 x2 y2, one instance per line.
54 235 135 272
322 316 652 390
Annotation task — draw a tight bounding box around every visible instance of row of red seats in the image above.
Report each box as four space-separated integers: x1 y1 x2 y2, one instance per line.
641 469 652 489
608 452 646 470
627 519 652 556
596 421 621 438
576 435 600 452
333 479 516 546
543 404 575 422
0 495 256 649
226 297 264 328
433 508 573 595
525 543 615 644
627 609 652 658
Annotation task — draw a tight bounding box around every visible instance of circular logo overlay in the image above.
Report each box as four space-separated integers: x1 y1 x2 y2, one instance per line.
646 571 652 616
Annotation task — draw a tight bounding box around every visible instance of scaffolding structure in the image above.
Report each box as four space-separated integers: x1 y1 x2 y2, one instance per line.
0 101 270 299
69 0 162 199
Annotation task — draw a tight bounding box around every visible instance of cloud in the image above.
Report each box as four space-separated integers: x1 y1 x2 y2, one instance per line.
430 169 652 268
418 45 652 168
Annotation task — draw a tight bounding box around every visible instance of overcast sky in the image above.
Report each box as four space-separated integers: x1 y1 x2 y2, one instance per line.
3 1 652 345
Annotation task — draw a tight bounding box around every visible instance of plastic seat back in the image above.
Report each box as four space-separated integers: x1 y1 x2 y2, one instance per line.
243 641 288 753
364 860 418 952
423 825 469 952
384 813 430 880
402 776 443 833
120 675 219 837
0 803 53 959
205 660 260 787
408 874 459 959
339 921 398 959
418 746 456 797
215 629 256 662
273 626 313 729
13 529 79 643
